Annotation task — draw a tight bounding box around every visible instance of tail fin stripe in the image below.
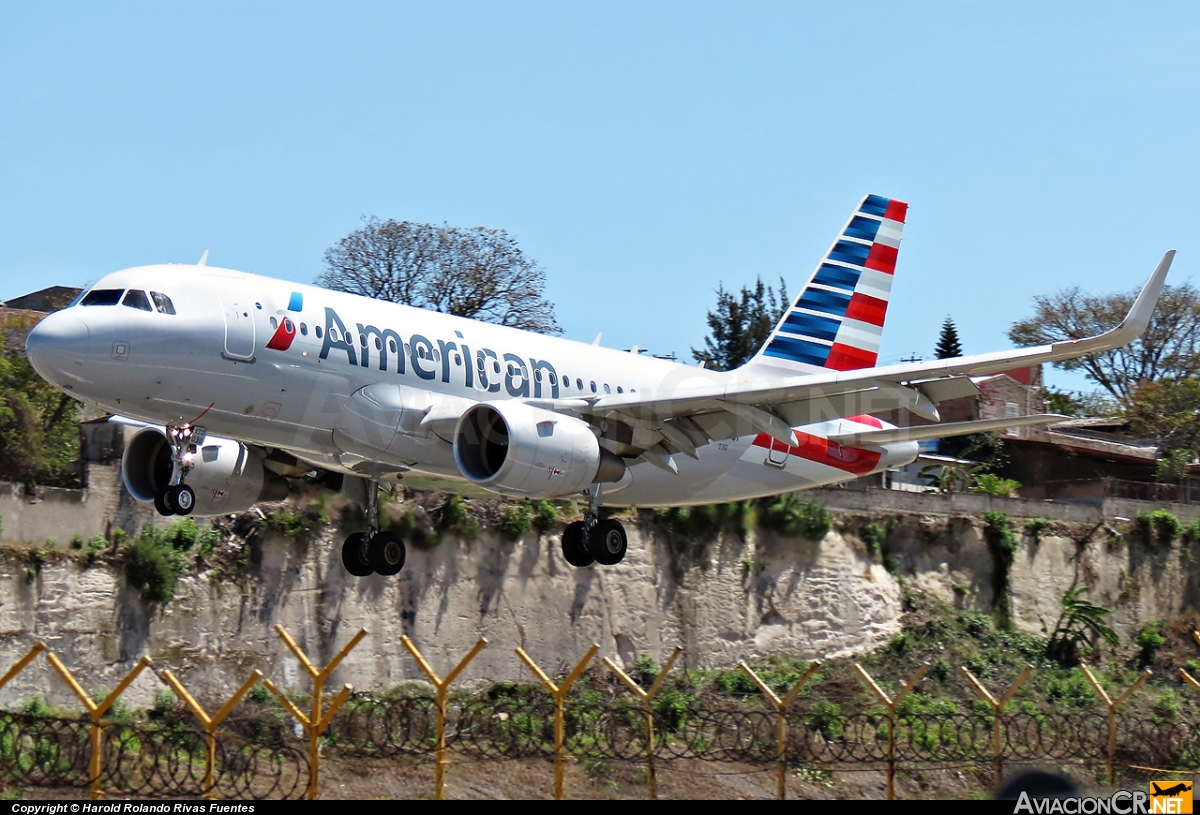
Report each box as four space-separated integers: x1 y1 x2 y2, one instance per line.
781 312 841 341
874 219 903 248
859 194 891 217
844 216 884 242
843 294 887 326
836 320 884 347
864 243 898 274
828 241 872 267
826 343 877 371
796 288 852 315
812 264 861 291
884 200 908 222
764 336 833 366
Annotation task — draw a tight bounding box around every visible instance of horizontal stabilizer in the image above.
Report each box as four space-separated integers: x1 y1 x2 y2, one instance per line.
827 414 1068 446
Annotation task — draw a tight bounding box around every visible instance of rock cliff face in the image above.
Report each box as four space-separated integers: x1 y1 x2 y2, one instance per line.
0 519 902 709
0 510 1193 711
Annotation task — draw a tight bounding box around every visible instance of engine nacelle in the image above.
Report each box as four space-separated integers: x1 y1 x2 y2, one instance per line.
121 427 289 516
453 402 625 497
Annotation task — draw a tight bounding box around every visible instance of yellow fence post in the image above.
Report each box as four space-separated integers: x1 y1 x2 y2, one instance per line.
516 643 599 800
401 636 488 801
0 642 46 692
603 646 683 801
160 669 263 798
962 664 1033 790
1080 662 1151 790
854 661 929 801
46 653 152 800
738 658 822 800
263 624 366 800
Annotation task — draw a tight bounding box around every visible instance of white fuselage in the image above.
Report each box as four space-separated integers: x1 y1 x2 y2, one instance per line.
26 264 918 506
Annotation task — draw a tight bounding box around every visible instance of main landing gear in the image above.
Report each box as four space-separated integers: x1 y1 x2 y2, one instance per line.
154 425 202 517
340 479 407 578
560 484 628 568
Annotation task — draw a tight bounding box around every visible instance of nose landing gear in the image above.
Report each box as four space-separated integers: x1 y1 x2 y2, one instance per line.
154 426 203 517
560 484 628 569
339 479 408 578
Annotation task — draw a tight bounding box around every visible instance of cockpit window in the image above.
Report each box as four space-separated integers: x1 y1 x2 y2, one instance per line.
80 289 124 306
150 292 176 315
122 290 153 312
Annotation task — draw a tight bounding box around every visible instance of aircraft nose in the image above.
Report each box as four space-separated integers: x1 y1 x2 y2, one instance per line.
25 310 90 383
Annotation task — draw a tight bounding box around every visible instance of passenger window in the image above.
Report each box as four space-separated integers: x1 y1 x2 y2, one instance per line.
617 386 623 394
577 378 583 390
329 328 339 342
604 383 611 394
359 333 367 347
388 339 397 353
122 290 153 311
590 381 597 393
150 292 176 314
535 370 543 382
270 317 278 329
81 289 123 306
375 337 382 350
549 373 558 386
315 326 323 339
300 323 308 336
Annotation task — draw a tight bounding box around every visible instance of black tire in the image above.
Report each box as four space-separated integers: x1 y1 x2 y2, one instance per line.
561 521 594 568
368 531 406 576
590 519 628 566
170 484 196 516
341 532 374 577
154 491 175 517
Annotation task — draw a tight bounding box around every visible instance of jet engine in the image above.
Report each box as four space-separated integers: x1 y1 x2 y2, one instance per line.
453 402 625 497
121 427 289 516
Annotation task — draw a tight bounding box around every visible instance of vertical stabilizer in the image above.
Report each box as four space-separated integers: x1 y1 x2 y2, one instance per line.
744 194 907 374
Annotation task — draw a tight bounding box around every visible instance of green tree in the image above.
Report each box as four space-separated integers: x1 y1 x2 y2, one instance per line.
934 317 962 359
1126 377 1200 459
318 217 561 334
1008 282 1200 403
1044 585 1119 665
0 313 79 487
692 277 789 371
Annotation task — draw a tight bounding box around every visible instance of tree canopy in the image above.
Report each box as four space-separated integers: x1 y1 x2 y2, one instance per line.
1007 282 1200 403
692 277 789 372
318 217 561 334
0 313 79 487
934 317 962 359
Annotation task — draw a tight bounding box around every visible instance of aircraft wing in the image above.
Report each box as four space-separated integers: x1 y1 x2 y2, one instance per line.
549 251 1173 458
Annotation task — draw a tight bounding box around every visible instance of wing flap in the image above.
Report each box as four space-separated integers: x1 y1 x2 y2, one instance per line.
827 414 1068 446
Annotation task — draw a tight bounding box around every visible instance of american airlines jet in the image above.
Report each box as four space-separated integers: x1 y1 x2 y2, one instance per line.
22 196 1174 579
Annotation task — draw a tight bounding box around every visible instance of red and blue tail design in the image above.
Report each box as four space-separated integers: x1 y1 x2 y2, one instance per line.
747 194 906 373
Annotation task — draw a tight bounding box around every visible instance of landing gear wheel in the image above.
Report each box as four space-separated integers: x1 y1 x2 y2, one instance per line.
168 484 196 516
341 532 374 577
561 522 594 568
590 519 627 566
368 531 406 576
154 491 175 517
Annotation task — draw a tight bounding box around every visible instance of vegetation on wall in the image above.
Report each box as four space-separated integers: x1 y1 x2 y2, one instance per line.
0 312 80 487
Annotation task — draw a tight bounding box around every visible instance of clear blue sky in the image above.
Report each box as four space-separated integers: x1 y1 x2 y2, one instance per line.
3 2 1196 395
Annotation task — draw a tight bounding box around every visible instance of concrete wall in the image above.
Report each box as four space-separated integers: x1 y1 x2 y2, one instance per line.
0 465 156 546
0 495 1195 710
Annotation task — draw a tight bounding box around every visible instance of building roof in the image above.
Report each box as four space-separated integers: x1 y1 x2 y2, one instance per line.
4 286 82 313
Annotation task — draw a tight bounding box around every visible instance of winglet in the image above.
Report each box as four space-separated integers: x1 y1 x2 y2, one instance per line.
1049 250 1174 359
197 250 209 267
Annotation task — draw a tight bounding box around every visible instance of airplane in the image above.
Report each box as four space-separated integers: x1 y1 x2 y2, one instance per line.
22 195 1175 579
1152 783 1193 797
